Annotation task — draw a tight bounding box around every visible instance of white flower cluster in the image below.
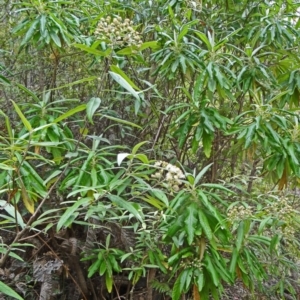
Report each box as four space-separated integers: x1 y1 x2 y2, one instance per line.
227 205 253 222
95 16 142 49
266 198 294 220
151 161 185 191
267 197 298 254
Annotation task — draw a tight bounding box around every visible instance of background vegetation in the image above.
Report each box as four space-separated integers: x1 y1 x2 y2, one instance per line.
1 0 300 299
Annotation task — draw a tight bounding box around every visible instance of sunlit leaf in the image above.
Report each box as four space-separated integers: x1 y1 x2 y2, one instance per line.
0 281 24 300
86 97 101 124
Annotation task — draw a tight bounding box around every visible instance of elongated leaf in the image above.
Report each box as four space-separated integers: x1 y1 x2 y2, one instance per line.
50 31 61 47
109 71 140 101
200 183 234 193
21 18 39 45
198 210 213 241
204 255 219 286
73 43 111 56
0 74 11 85
194 163 213 185
244 123 256 149
39 14 46 34
86 97 101 124
195 32 212 50
0 200 25 228
57 197 91 231
100 114 142 128
74 151 94 188
48 76 97 92
110 65 140 90
105 273 113 293
22 161 46 196
0 110 13 139
140 196 163 210
202 131 213 158
53 104 86 123
0 281 24 300
107 195 143 222
229 248 238 275
178 268 189 292
132 141 148 155
236 221 245 251
0 163 14 170
172 272 183 300
134 153 149 164
184 204 197 245
139 40 158 50
11 100 32 131
151 189 169 207
20 181 34 214
88 259 101 278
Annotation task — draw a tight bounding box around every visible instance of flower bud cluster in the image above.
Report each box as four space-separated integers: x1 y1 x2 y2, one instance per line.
152 161 185 192
227 205 253 222
95 16 143 49
266 198 294 220
180 258 203 269
264 197 299 255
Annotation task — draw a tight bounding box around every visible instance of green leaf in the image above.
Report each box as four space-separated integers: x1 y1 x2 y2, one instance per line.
11 100 32 132
40 14 46 35
100 114 142 129
140 195 163 210
0 281 24 300
105 273 113 293
74 43 112 56
110 65 140 90
202 131 214 158
204 255 219 287
134 154 149 164
172 273 183 300
86 97 101 124
200 183 234 194
151 189 169 207
229 248 239 275
109 71 140 102
0 200 25 229
108 255 121 272
195 270 205 291
116 47 134 55
88 259 101 278
194 163 213 185
244 123 256 149
0 74 11 85
265 122 280 144
57 198 91 231
270 234 280 255
195 31 212 50
21 161 47 196
184 204 197 245
21 18 39 45
107 195 143 222
132 141 148 155
53 104 86 123
139 40 158 50
50 31 61 47
236 221 245 251
193 72 206 100
48 76 98 92
198 210 213 241
0 163 14 170
100 260 107 276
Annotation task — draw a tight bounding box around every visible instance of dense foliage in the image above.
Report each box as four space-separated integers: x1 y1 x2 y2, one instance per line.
1 0 300 299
